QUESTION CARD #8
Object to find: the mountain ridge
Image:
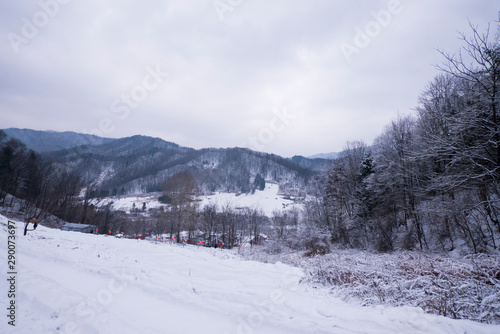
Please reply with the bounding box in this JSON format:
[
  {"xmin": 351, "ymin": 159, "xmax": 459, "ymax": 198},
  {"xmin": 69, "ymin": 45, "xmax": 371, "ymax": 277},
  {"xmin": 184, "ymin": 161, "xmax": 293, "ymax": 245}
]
[
  {"xmin": 3, "ymin": 128, "xmax": 331, "ymax": 197},
  {"xmin": 307, "ymin": 152, "xmax": 339, "ymax": 160},
  {"xmin": 3, "ymin": 128, "xmax": 115, "ymax": 152}
]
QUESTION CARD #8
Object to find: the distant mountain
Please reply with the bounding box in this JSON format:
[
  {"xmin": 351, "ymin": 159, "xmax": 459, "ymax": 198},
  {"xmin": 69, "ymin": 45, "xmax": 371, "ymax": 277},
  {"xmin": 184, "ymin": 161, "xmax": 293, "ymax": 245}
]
[
  {"xmin": 3, "ymin": 128, "xmax": 115, "ymax": 152},
  {"xmin": 36, "ymin": 133, "xmax": 324, "ymax": 196},
  {"xmin": 5, "ymin": 128, "xmax": 328, "ymax": 196},
  {"xmin": 307, "ymin": 152, "xmax": 339, "ymax": 160}
]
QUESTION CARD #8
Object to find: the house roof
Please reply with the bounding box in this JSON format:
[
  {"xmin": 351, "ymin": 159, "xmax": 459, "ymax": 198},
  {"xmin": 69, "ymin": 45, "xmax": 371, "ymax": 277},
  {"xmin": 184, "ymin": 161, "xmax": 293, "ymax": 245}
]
[{"xmin": 62, "ymin": 223, "xmax": 96, "ymax": 229}]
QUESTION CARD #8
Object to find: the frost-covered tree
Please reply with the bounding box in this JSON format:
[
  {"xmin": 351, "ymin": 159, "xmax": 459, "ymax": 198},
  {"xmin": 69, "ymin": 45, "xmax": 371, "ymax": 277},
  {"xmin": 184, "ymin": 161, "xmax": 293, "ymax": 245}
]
[
  {"xmin": 253, "ymin": 173, "xmax": 266, "ymax": 193},
  {"xmin": 315, "ymin": 21, "xmax": 500, "ymax": 253},
  {"xmin": 324, "ymin": 141, "xmax": 369, "ymax": 248},
  {"xmin": 369, "ymin": 115, "xmax": 428, "ymax": 251},
  {"xmin": 162, "ymin": 171, "xmax": 198, "ymax": 243},
  {"xmin": 436, "ymin": 22, "xmax": 500, "ymax": 238}
]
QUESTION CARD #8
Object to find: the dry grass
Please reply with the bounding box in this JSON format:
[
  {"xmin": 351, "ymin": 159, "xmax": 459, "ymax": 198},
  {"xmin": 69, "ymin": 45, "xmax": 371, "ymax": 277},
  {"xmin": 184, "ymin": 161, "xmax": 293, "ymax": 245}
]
[
  {"xmin": 302, "ymin": 250, "xmax": 500, "ymax": 323},
  {"xmin": 242, "ymin": 246, "xmax": 500, "ymax": 324}
]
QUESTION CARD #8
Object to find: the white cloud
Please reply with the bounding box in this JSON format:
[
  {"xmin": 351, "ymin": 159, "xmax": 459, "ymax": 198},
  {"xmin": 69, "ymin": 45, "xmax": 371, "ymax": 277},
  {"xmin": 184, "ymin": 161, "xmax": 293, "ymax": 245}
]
[{"xmin": 0, "ymin": 0, "xmax": 498, "ymax": 157}]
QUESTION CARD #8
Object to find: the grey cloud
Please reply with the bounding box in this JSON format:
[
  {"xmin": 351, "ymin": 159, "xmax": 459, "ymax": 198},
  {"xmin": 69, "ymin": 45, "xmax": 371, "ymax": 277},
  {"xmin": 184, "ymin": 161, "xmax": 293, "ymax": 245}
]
[{"xmin": 0, "ymin": 0, "xmax": 498, "ymax": 157}]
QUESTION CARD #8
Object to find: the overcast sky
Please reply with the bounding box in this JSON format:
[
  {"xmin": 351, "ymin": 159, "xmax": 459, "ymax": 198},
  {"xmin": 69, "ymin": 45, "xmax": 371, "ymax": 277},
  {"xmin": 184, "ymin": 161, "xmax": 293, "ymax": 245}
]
[{"xmin": 0, "ymin": 1, "xmax": 498, "ymax": 157}]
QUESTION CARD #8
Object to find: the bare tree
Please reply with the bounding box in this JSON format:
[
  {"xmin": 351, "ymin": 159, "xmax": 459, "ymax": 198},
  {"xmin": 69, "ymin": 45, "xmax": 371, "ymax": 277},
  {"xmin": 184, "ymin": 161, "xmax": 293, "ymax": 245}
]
[
  {"xmin": 202, "ymin": 202, "xmax": 218, "ymax": 245},
  {"xmin": 436, "ymin": 22, "xmax": 500, "ymax": 235},
  {"xmin": 162, "ymin": 171, "xmax": 198, "ymax": 242}
]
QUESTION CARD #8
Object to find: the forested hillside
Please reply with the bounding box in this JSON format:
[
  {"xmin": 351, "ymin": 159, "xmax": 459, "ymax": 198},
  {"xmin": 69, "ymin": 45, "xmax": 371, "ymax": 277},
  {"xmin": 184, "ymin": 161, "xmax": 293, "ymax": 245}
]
[
  {"xmin": 43, "ymin": 136, "xmax": 322, "ymax": 196},
  {"xmin": 3, "ymin": 128, "xmax": 115, "ymax": 152},
  {"xmin": 307, "ymin": 23, "xmax": 500, "ymax": 253}
]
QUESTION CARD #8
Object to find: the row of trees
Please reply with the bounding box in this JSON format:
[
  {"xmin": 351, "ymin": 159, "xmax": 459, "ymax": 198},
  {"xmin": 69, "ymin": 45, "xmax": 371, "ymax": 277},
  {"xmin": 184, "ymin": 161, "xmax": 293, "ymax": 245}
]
[
  {"xmin": 308, "ymin": 22, "xmax": 500, "ymax": 253},
  {"xmin": 0, "ymin": 132, "xmax": 77, "ymax": 220},
  {"xmin": 0, "ymin": 131, "xmax": 125, "ymax": 233},
  {"xmin": 0, "ymin": 133, "xmax": 297, "ymax": 246},
  {"xmin": 148, "ymin": 171, "xmax": 297, "ymax": 248}
]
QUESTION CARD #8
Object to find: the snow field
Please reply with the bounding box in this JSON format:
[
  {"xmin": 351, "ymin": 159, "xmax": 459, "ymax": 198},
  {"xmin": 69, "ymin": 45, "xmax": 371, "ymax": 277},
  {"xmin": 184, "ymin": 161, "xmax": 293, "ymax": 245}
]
[
  {"xmin": 99, "ymin": 183, "xmax": 300, "ymax": 216},
  {"xmin": 1, "ymin": 215, "xmax": 499, "ymax": 334},
  {"xmin": 198, "ymin": 184, "xmax": 301, "ymax": 216},
  {"xmin": 96, "ymin": 193, "xmax": 164, "ymax": 213}
]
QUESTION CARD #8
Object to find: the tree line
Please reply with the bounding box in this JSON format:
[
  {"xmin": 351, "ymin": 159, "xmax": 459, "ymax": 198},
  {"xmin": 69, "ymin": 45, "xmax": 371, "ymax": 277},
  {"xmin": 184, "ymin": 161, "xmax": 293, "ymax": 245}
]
[
  {"xmin": 0, "ymin": 131, "xmax": 126, "ymax": 233},
  {"xmin": 151, "ymin": 171, "xmax": 298, "ymax": 248},
  {"xmin": 305, "ymin": 22, "xmax": 500, "ymax": 253}
]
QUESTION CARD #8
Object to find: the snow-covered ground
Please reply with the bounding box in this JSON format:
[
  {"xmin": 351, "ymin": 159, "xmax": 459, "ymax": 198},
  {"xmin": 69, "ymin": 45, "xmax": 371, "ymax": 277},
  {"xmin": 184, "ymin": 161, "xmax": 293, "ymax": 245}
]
[
  {"xmin": 98, "ymin": 183, "xmax": 301, "ymax": 216},
  {"xmin": 199, "ymin": 183, "xmax": 300, "ymax": 216},
  {"xmin": 97, "ymin": 193, "xmax": 165, "ymax": 213},
  {"xmin": 1, "ymin": 215, "xmax": 499, "ymax": 334}
]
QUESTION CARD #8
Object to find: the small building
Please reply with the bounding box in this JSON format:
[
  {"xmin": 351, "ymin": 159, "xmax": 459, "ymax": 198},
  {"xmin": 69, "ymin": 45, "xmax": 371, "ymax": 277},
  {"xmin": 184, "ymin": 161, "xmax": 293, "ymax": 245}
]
[{"xmin": 61, "ymin": 223, "xmax": 97, "ymax": 234}]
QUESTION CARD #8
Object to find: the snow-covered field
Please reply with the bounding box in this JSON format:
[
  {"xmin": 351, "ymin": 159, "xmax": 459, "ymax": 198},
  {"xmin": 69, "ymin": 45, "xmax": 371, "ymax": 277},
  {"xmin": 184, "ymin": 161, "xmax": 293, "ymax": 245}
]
[
  {"xmin": 99, "ymin": 183, "xmax": 301, "ymax": 216},
  {"xmin": 199, "ymin": 184, "xmax": 300, "ymax": 216},
  {"xmin": 98, "ymin": 193, "xmax": 165, "ymax": 213},
  {"xmin": 1, "ymin": 215, "xmax": 499, "ymax": 334}
]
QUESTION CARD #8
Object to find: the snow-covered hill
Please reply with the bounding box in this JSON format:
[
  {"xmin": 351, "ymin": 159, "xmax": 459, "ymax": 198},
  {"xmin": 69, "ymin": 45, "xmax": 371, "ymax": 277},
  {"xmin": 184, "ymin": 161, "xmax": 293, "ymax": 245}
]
[
  {"xmin": 99, "ymin": 183, "xmax": 302, "ymax": 216},
  {"xmin": 1, "ymin": 215, "xmax": 498, "ymax": 334},
  {"xmin": 3, "ymin": 128, "xmax": 115, "ymax": 153},
  {"xmin": 199, "ymin": 183, "xmax": 302, "ymax": 216}
]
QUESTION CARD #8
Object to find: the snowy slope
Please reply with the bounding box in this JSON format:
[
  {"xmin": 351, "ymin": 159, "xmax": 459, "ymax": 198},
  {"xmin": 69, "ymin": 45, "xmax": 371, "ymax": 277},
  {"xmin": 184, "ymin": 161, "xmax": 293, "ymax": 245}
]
[
  {"xmin": 98, "ymin": 193, "xmax": 165, "ymax": 213},
  {"xmin": 199, "ymin": 183, "xmax": 300, "ymax": 216},
  {"xmin": 1, "ymin": 215, "xmax": 498, "ymax": 334},
  {"xmin": 100, "ymin": 183, "xmax": 301, "ymax": 216}
]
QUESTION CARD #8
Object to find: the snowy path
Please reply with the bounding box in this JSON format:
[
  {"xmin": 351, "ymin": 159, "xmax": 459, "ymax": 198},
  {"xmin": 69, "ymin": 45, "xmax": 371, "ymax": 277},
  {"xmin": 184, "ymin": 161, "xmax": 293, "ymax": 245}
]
[{"xmin": 1, "ymin": 215, "xmax": 499, "ymax": 334}]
